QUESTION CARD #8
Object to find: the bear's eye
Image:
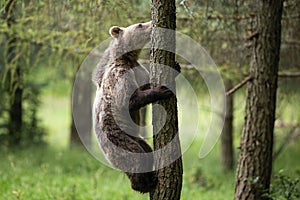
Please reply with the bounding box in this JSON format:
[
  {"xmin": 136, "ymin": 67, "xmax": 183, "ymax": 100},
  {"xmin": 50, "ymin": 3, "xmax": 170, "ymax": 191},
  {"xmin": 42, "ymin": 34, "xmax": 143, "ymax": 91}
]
[{"xmin": 138, "ymin": 24, "xmax": 143, "ymax": 28}]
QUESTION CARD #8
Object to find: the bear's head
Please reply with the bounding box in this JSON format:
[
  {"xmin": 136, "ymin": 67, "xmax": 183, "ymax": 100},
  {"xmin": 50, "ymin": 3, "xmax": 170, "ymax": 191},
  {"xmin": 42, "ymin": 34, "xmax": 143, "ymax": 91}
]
[{"xmin": 109, "ymin": 21, "xmax": 152, "ymax": 60}]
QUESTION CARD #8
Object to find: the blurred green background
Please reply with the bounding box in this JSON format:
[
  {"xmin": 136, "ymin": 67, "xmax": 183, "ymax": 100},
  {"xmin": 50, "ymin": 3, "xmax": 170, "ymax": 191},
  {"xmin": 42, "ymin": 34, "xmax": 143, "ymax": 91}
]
[{"xmin": 0, "ymin": 0, "xmax": 299, "ymax": 199}]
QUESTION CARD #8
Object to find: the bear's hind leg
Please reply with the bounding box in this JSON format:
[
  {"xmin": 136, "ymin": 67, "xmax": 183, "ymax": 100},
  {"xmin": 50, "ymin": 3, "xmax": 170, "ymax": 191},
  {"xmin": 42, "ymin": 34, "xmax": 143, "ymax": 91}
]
[
  {"xmin": 126, "ymin": 171, "xmax": 157, "ymax": 193},
  {"xmin": 106, "ymin": 133, "xmax": 157, "ymax": 193}
]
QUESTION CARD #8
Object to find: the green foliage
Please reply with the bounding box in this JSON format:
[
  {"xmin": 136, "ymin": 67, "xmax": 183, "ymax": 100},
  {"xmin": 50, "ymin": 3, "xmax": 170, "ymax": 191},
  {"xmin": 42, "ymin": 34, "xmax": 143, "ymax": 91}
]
[
  {"xmin": 21, "ymin": 81, "xmax": 47, "ymax": 146},
  {"xmin": 0, "ymin": 146, "xmax": 149, "ymax": 200},
  {"xmin": 0, "ymin": 1, "xmax": 299, "ymax": 198},
  {"xmin": 0, "ymin": 81, "xmax": 47, "ymax": 147},
  {"xmin": 187, "ymin": 166, "xmax": 215, "ymax": 190},
  {"xmin": 1, "ymin": 84, "xmax": 299, "ymax": 199},
  {"xmin": 1, "ymin": 139, "xmax": 298, "ymax": 199},
  {"xmin": 0, "ymin": 143, "xmax": 232, "ymax": 200},
  {"xmin": 0, "ymin": 0, "xmax": 153, "ymax": 146},
  {"xmin": 264, "ymin": 170, "xmax": 300, "ymax": 200}
]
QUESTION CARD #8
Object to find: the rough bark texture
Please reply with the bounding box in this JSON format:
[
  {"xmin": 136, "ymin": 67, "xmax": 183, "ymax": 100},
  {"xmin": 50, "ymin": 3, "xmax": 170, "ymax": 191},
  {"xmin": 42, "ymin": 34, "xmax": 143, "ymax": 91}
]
[
  {"xmin": 221, "ymin": 80, "xmax": 234, "ymax": 172},
  {"xmin": 234, "ymin": 1, "xmax": 283, "ymax": 199},
  {"xmin": 150, "ymin": 0, "xmax": 183, "ymax": 200}
]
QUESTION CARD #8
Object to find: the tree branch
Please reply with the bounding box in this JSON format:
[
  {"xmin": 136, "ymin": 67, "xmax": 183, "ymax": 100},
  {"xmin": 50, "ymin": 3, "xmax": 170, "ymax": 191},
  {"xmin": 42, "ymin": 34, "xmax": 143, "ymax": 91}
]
[
  {"xmin": 4, "ymin": 0, "xmax": 15, "ymax": 21},
  {"xmin": 226, "ymin": 75, "xmax": 252, "ymax": 96},
  {"xmin": 273, "ymin": 125, "xmax": 300, "ymax": 161},
  {"xmin": 246, "ymin": 31, "xmax": 259, "ymax": 41},
  {"xmin": 179, "ymin": 0, "xmax": 193, "ymax": 19},
  {"xmin": 278, "ymin": 72, "xmax": 300, "ymax": 78}
]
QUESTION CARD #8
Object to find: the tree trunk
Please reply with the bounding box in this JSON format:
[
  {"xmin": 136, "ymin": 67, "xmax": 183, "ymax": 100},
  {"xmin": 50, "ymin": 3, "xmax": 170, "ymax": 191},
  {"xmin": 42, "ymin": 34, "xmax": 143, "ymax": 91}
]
[
  {"xmin": 4, "ymin": 0, "xmax": 23, "ymax": 146},
  {"xmin": 70, "ymin": 66, "xmax": 92, "ymax": 148},
  {"xmin": 8, "ymin": 67, "xmax": 23, "ymax": 146},
  {"xmin": 220, "ymin": 80, "xmax": 234, "ymax": 172},
  {"xmin": 70, "ymin": 117, "xmax": 82, "ymax": 146},
  {"xmin": 150, "ymin": 0, "xmax": 183, "ymax": 200},
  {"xmin": 139, "ymin": 107, "xmax": 147, "ymax": 138},
  {"xmin": 234, "ymin": 1, "xmax": 283, "ymax": 199}
]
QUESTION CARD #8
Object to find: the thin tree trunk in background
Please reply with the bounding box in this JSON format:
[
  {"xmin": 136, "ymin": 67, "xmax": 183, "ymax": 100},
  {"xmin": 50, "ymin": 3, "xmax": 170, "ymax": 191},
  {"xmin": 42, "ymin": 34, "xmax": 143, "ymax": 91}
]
[
  {"xmin": 5, "ymin": 0, "xmax": 23, "ymax": 146},
  {"xmin": 150, "ymin": 0, "xmax": 183, "ymax": 200},
  {"xmin": 70, "ymin": 117, "xmax": 81, "ymax": 146},
  {"xmin": 70, "ymin": 67, "xmax": 92, "ymax": 148},
  {"xmin": 220, "ymin": 80, "xmax": 234, "ymax": 172},
  {"xmin": 234, "ymin": 1, "xmax": 283, "ymax": 199},
  {"xmin": 139, "ymin": 107, "xmax": 147, "ymax": 138},
  {"xmin": 8, "ymin": 67, "xmax": 23, "ymax": 146}
]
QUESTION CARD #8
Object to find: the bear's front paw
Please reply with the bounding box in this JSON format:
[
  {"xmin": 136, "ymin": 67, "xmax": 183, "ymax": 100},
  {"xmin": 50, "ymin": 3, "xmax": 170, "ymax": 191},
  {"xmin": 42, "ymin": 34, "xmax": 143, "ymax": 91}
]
[{"xmin": 156, "ymin": 85, "xmax": 173, "ymax": 98}]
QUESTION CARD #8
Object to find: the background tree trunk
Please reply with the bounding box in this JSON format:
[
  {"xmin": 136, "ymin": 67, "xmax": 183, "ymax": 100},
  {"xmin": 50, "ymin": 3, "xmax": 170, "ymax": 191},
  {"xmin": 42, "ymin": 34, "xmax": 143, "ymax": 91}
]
[
  {"xmin": 8, "ymin": 66, "xmax": 23, "ymax": 146},
  {"xmin": 220, "ymin": 80, "xmax": 234, "ymax": 172},
  {"xmin": 150, "ymin": 0, "xmax": 183, "ymax": 200},
  {"xmin": 4, "ymin": 0, "xmax": 23, "ymax": 146},
  {"xmin": 70, "ymin": 66, "xmax": 92, "ymax": 148},
  {"xmin": 138, "ymin": 107, "xmax": 147, "ymax": 138},
  {"xmin": 234, "ymin": 1, "xmax": 283, "ymax": 199}
]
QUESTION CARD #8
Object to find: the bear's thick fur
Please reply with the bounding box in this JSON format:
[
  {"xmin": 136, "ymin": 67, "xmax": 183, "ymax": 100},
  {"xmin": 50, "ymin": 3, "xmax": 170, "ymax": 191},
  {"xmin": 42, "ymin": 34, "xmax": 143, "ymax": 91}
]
[{"xmin": 92, "ymin": 21, "xmax": 174, "ymax": 193}]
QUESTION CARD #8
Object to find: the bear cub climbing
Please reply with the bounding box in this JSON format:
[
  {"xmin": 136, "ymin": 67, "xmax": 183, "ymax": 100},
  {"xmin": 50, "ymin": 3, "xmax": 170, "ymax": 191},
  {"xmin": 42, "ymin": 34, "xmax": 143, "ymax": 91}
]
[{"xmin": 92, "ymin": 21, "xmax": 179, "ymax": 193}]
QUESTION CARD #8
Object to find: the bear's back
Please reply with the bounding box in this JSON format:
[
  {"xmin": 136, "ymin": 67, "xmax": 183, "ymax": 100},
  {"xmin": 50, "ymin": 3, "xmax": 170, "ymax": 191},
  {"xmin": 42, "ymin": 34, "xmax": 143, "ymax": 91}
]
[{"xmin": 96, "ymin": 62, "xmax": 139, "ymax": 136}]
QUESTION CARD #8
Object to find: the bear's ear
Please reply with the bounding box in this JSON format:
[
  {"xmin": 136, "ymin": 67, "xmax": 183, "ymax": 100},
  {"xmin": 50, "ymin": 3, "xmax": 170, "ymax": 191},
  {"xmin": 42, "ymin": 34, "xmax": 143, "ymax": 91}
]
[{"xmin": 109, "ymin": 26, "xmax": 123, "ymax": 38}]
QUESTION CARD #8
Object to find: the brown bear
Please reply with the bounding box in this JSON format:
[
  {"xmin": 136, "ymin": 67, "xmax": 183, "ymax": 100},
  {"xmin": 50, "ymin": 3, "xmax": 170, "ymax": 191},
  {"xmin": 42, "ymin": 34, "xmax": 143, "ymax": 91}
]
[{"xmin": 92, "ymin": 21, "xmax": 176, "ymax": 193}]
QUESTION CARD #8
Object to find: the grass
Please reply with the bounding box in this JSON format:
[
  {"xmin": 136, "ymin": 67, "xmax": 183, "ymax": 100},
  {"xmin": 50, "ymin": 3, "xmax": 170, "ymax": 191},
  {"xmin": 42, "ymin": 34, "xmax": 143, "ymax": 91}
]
[
  {"xmin": 0, "ymin": 147, "xmax": 148, "ymax": 200},
  {"xmin": 1, "ymin": 137, "xmax": 299, "ymax": 199},
  {"xmin": 0, "ymin": 142, "xmax": 235, "ymax": 200},
  {"xmin": 1, "ymin": 76, "xmax": 300, "ymax": 199}
]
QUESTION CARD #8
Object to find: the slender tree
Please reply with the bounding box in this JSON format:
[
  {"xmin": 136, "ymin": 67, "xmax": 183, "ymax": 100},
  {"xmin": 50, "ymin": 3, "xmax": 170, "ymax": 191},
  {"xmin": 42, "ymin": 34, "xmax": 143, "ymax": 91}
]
[
  {"xmin": 150, "ymin": 0, "xmax": 183, "ymax": 200},
  {"xmin": 221, "ymin": 80, "xmax": 234, "ymax": 172},
  {"xmin": 234, "ymin": 1, "xmax": 283, "ymax": 199},
  {"xmin": 70, "ymin": 66, "xmax": 92, "ymax": 148}
]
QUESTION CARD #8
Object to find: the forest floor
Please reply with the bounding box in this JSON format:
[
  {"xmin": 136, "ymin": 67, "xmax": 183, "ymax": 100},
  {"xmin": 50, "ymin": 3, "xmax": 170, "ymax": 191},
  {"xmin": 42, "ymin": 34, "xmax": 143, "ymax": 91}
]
[
  {"xmin": 1, "ymin": 79, "xmax": 300, "ymax": 199},
  {"xmin": 1, "ymin": 104, "xmax": 300, "ymax": 200},
  {"xmin": 0, "ymin": 135, "xmax": 299, "ymax": 200}
]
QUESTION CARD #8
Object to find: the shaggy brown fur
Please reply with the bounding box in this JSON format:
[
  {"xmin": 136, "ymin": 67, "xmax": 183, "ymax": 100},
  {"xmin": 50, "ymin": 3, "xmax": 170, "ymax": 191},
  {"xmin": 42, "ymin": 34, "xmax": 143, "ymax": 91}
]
[{"xmin": 92, "ymin": 22, "xmax": 175, "ymax": 193}]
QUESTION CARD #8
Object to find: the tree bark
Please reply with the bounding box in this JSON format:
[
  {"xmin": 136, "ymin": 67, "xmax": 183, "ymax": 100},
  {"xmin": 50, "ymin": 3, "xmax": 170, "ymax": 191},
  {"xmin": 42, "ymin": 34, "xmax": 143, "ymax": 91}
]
[
  {"xmin": 220, "ymin": 80, "xmax": 234, "ymax": 172},
  {"xmin": 234, "ymin": 1, "xmax": 283, "ymax": 199},
  {"xmin": 150, "ymin": 0, "xmax": 183, "ymax": 200}
]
